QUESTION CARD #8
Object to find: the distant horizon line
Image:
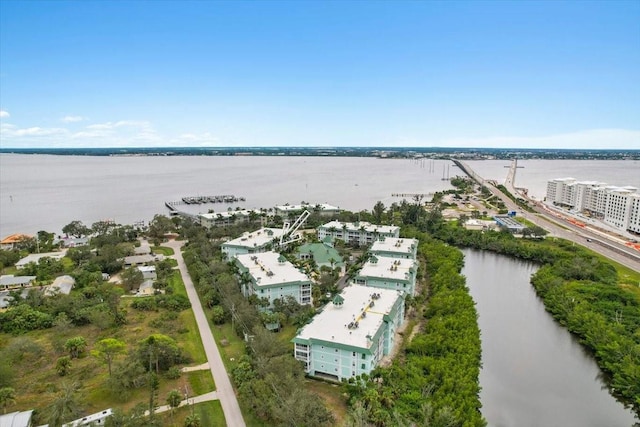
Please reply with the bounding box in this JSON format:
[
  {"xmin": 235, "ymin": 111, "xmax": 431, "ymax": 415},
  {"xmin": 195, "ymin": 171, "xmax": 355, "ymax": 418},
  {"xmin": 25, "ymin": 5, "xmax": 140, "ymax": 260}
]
[{"xmin": 1, "ymin": 146, "xmax": 639, "ymax": 152}]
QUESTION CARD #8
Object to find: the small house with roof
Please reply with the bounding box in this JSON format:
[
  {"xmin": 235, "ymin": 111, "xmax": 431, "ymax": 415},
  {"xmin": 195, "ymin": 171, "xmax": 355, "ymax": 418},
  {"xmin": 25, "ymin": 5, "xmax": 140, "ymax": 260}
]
[
  {"xmin": 292, "ymin": 285, "xmax": 405, "ymax": 382},
  {"xmin": 122, "ymin": 254, "xmax": 160, "ymax": 267},
  {"xmin": 295, "ymin": 241, "xmax": 344, "ymax": 273},
  {"xmin": 234, "ymin": 251, "xmax": 312, "ymax": 306},
  {"xmin": 0, "ymin": 275, "xmax": 36, "ymax": 290},
  {"xmin": 56, "ymin": 236, "xmax": 90, "ymax": 248},
  {"xmin": 221, "ymin": 228, "xmax": 284, "ymax": 259},
  {"xmin": 15, "ymin": 251, "xmax": 66, "ymax": 269},
  {"xmin": 45, "ymin": 275, "xmax": 75, "ymax": 296},
  {"xmin": 0, "ymin": 233, "xmax": 31, "ymax": 250},
  {"xmin": 353, "ymin": 255, "xmax": 418, "ymax": 296},
  {"xmin": 493, "ymin": 215, "xmax": 526, "ymax": 233},
  {"xmin": 136, "ymin": 265, "xmax": 157, "ymax": 280}
]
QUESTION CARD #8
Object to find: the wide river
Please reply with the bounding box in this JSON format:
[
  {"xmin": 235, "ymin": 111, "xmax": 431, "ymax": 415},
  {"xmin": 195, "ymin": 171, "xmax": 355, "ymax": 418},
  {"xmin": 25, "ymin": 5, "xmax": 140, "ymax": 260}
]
[{"xmin": 463, "ymin": 249, "xmax": 638, "ymax": 426}]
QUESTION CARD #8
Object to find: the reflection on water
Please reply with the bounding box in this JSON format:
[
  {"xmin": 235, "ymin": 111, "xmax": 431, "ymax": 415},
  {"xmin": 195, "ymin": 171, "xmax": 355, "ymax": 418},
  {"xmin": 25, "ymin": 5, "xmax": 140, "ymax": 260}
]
[{"xmin": 462, "ymin": 249, "xmax": 637, "ymax": 427}]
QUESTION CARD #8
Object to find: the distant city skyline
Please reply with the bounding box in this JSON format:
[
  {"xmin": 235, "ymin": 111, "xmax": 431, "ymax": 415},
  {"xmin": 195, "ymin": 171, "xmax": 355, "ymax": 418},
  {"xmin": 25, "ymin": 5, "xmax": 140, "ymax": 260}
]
[{"xmin": 1, "ymin": 1, "xmax": 638, "ymax": 149}]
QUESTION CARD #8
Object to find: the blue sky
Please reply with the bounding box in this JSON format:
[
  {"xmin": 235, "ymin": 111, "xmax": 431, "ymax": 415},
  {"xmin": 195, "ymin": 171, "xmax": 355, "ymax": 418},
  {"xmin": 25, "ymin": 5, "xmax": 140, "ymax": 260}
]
[{"xmin": 0, "ymin": 0, "xmax": 638, "ymax": 149}]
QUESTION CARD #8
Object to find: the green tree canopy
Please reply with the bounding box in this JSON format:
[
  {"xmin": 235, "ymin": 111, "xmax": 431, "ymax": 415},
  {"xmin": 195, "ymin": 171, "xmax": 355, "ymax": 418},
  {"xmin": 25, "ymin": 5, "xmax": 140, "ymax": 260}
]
[{"xmin": 92, "ymin": 338, "xmax": 127, "ymax": 376}]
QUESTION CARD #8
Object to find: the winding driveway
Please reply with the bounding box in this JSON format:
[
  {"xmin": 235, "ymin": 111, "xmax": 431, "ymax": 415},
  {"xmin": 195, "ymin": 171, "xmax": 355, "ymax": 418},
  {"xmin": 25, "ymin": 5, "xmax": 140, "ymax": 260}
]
[{"xmin": 165, "ymin": 239, "xmax": 246, "ymax": 427}]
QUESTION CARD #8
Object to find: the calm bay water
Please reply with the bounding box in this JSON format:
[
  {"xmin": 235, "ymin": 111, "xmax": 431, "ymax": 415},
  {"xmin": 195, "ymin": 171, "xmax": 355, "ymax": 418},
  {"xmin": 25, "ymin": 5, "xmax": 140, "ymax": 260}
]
[
  {"xmin": 2, "ymin": 155, "xmax": 639, "ymax": 236},
  {"xmin": 0, "ymin": 154, "xmax": 454, "ymax": 236},
  {"xmin": 463, "ymin": 249, "xmax": 637, "ymax": 426}
]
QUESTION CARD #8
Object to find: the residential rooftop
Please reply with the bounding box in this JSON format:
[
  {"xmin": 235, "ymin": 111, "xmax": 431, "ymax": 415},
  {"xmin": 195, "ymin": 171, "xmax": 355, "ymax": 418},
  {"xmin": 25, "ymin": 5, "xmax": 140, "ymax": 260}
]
[
  {"xmin": 223, "ymin": 228, "xmax": 284, "ymax": 248},
  {"xmin": 370, "ymin": 237, "xmax": 418, "ymax": 257},
  {"xmin": 200, "ymin": 208, "xmax": 263, "ymax": 220},
  {"xmin": 357, "ymin": 256, "xmax": 417, "ymax": 282},
  {"xmin": 295, "ymin": 285, "xmax": 403, "ymax": 349},
  {"xmin": 1, "ymin": 233, "xmax": 32, "ymax": 245},
  {"xmin": 275, "ymin": 203, "xmax": 341, "ymax": 212},
  {"xmin": 15, "ymin": 251, "xmax": 66, "ymax": 268},
  {"xmin": 236, "ymin": 251, "xmax": 310, "ymax": 287},
  {"xmin": 45, "ymin": 275, "xmax": 75, "ymax": 296},
  {"xmin": 320, "ymin": 220, "xmax": 399, "ymax": 235},
  {"xmin": 297, "ymin": 242, "xmax": 344, "ymax": 266}
]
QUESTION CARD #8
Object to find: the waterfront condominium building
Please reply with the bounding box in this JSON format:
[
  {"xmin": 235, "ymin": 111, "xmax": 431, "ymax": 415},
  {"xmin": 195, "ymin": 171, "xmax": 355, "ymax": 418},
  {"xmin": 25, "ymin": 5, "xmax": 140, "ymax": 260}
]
[
  {"xmin": 274, "ymin": 203, "xmax": 342, "ymax": 218},
  {"xmin": 292, "ymin": 285, "xmax": 405, "ymax": 382},
  {"xmin": 221, "ymin": 227, "xmax": 284, "ymax": 259},
  {"xmin": 546, "ymin": 177, "xmax": 640, "ymax": 234},
  {"xmin": 546, "ymin": 178, "xmax": 577, "ymax": 205},
  {"xmin": 369, "ymin": 237, "xmax": 419, "ymax": 260},
  {"xmin": 353, "ymin": 254, "xmax": 418, "ymax": 296},
  {"xmin": 199, "ymin": 209, "xmax": 264, "ymax": 228},
  {"xmin": 317, "ymin": 221, "xmax": 400, "ymax": 246},
  {"xmin": 234, "ymin": 251, "xmax": 312, "ymax": 306},
  {"xmin": 629, "ymin": 195, "xmax": 640, "ymax": 234}
]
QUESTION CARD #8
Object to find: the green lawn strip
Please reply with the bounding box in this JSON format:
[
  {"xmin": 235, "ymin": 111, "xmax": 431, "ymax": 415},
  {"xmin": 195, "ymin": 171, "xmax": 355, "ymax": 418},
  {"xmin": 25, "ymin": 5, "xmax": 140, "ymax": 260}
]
[
  {"xmin": 168, "ymin": 270, "xmax": 187, "ymax": 298},
  {"xmin": 208, "ymin": 321, "xmax": 246, "ymax": 370},
  {"xmin": 152, "ymin": 246, "xmax": 175, "ymax": 256},
  {"xmin": 166, "ymin": 271, "xmax": 207, "ymax": 365},
  {"xmin": 159, "ymin": 400, "xmax": 226, "ymax": 427},
  {"xmin": 178, "ymin": 309, "xmax": 207, "ymax": 365},
  {"xmin": 186, "ymin": 370, "xmax": 216, "ymax": 395}
]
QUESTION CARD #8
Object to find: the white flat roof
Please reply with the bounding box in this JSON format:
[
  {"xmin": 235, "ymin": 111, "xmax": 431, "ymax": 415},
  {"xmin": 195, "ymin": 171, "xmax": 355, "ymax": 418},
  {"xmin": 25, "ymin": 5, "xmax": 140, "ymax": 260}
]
[
  {"xmin": 275, "ymin": 203, "xmax": 341, "ymax": 212},
  {"xmin": 16, "ymin": 251, "xmax": 66, "ymax": 266},
  {"xmin": 358, "ymin": 256, "xmax": 417, "ymax": 282},
  {"xmin": 321, "ymin": 221, "xmax": 399, "ymax": 234},
  {"xmin": 296, "ymin": 285, "xmax": 402, "ymax": 349},
  {"xmin": 550, "ymin": 177, "xmax": 576, "ymax": 183},
  {"xmin": 370, "ymin": 238, "xmax": 417, "ymax": 256},
  {"xmin": 223, "ymin": 228, "xmax": 284, "ymax": 249},
  {"xmin": 236, "ymin": 251, "xmax": 310, "ymax": 286},
  {"xmin": 0, "ymin": 275, "xmax": 36, "ymax": 286},
  {"xmin": 200, "ymin": 209, "xmax": 262, "ymax": 220}
]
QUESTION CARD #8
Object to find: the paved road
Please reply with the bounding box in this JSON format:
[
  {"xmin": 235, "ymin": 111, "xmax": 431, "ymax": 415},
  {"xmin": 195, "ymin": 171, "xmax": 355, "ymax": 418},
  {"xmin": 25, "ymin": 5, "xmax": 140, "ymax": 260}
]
[
  {"xmin": 166, "ymin": 239, "xmax": 246, "ymax": 427},
  {"xmin": 455, "ymin": 160, "xmax": 640, "ymax": 273}
]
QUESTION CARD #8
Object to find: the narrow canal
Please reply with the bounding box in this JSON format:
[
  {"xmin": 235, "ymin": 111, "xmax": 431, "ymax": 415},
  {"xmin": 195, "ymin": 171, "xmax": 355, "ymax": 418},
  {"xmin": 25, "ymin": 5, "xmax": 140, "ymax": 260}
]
[{"xmin": 462, "ymin": 249, "xmax": 638, "ymax": 427}]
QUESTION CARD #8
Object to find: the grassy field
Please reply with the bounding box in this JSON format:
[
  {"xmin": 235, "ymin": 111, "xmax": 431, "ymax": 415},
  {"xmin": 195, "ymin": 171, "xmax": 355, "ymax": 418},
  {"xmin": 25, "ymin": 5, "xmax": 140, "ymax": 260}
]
[
  {"xmin": 161, "ymin": 400, "xmax": 225, "ymax": 427},
  {"xmin": 185, "ymin": 370, "xmax": 215, "ymax": 395},
  {"xmin": 0, "ymin": 269, "xmax": 218, "ymax": 425},
  {"xmin": 152, "ymin": 246, "xmax": 175, "ymax": 256}
]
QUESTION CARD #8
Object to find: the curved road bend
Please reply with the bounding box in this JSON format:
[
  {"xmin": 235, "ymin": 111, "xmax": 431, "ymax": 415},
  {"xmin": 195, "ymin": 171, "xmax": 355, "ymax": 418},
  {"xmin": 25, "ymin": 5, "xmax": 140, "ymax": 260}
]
[{"xmin": 166, "ymin": 239, "xmax": 246, "ymax": 427}]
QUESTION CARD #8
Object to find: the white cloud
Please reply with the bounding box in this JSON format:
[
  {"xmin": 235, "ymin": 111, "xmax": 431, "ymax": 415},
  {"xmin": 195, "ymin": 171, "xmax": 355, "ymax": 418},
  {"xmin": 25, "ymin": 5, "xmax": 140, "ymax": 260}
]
[
  {"xmin": 1, "ymin": 125, "xmax": 68, "ymax": 137},
  {"xmin": 1, "ymin": 118, "xmax": 165, "ymax": 147},
  {"xmin": 61, "ymin": 115, "xmax": 86, "ymax": 123},
  {"xmin": 0, "ymin": 109, "xmax": 9, "ymax": 118}
]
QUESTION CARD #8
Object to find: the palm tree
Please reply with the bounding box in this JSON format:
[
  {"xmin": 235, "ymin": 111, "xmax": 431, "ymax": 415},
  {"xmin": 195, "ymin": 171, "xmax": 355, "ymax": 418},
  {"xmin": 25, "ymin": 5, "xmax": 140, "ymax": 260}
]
[
  {"xmin": 0, "ymin": 387, "xmax": 16, "ymax": 414},
  {"xmin": 184, "ymin": 413, "xmax": 201, "ymax": 427},
  {"xmin": 45, "ymin": 381, "xmax": 82, "ymax": 427},
  {"xmin": 166, "ymin": 389, "xmax": 182, "ymax": 423}
]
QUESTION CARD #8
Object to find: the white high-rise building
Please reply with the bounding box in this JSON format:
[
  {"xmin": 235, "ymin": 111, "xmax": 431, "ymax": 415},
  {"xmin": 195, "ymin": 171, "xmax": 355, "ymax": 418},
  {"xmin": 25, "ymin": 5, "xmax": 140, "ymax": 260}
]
[{"xmin": 546, "ymin": 178, "xmax": 640, "ymax": 234}]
